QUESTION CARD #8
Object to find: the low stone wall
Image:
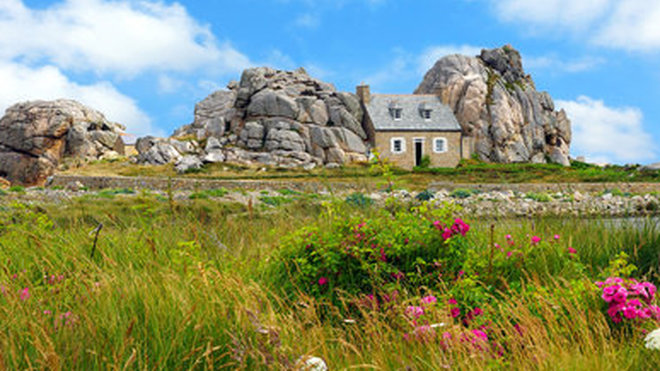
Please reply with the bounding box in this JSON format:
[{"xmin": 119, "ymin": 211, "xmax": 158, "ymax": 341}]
[
  {"xmin": 428, "ymin": 182, "xmax": 660, "ymax": 194},
  {"xmin": 50, "ymin": 174, "xmax": 660, "ymax": 194},
  {"xmin": 49, "ymin": 175, "xmax": 358, "ymax": 192}
]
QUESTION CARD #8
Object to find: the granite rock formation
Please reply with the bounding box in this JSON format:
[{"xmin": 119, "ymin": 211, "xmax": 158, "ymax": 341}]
[
  {"xmin": 0, "ymin": 99, "xmax": 125, "ymax": 185},
  {"xmin": 415, "ymin": 45, "xmax": 572, "ymax": 165},
  {"xmin": 139, "ymin": 67, "xmax": 369, "ymax": 171}
]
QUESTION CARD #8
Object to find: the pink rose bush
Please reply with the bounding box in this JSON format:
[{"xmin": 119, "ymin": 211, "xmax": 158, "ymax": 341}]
[{"xmin": 596, "ymin": 277, "xmax": 660, "ymax": 323}]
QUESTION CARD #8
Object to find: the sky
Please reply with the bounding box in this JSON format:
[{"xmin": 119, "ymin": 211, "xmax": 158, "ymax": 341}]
[{"xmin": 1, "ymin": 0, "xmax": 659, "ymax": 164}]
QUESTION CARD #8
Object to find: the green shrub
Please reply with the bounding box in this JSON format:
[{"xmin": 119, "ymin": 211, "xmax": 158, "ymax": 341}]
[
  {"xmin": 415, "ymin": 189, "xmax": 434, "ymax": 202},
  {"xmin": 277, "ymin": 188, "xmax": 302, "ymax": 196},
  {"xmin": 260, "ymin": 195, "xmax": 293, "ymax": 207},
  {"xmin": 9, "ymin": 185, "xmax": 25, "ymax": 193},
  {"xmin": 526, "ymin": 192, "xmax": 552, "ymax": 202},
  {"xmin": 419, "ymin": 155, "xmax": 431, "ymax": 169},
  {"xmin": 273, "ymin": 203, "xmax": 470, "ymax": 305},
  {"xmin": 345, "ymin": 192, "xmax": 374, "ymax": 208},
  {"xmin": 189, "ymin": 188, "xmax": 229, "ymax": 200},
  {"xmin": 450, "ymin": 188, "xmax": 478, "ymax": 199}
]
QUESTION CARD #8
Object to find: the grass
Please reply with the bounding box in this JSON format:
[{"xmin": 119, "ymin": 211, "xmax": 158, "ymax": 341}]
[
  {"xmin": 2, "ymin": 194, "xmax": 660, "ymax": 369},
  {"xmin": 61, "ymin": 158, "xmax": 660, "ymax": 190}
]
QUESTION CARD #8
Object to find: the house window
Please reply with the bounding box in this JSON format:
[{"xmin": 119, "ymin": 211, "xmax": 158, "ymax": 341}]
[
  {"xmin": 391, "ymin": 108, "xmax": 403, "ymax": 120},
  {"xmin": 433, "ymin": 138, "xmax": 448, "ymax": 153},
  {"xmin": 391, "ymin": 138, "xmax": 405, "ymax": 154},
  {"xmin": 422, "ymin": 110, "xmax": 432, "ymax": 120}
]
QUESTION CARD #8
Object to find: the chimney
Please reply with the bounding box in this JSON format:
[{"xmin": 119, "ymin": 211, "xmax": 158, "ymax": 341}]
[{"xmin": 356, "ymin": 84, "xmax": 371, "ymax": 105}]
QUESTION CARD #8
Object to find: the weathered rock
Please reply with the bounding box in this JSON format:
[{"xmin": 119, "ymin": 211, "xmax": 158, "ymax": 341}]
[
  {"xmin": 331, "ymin": 127, "xmax": 367, "ymax": 154},
  {"xmin": 175, "ymin": 155, "xmax": 203, "ymax": 174},
  {"xmin": 0, "ymin": 99, "xmax": 125, "ymax": 185},
  {"xmin": 310, "ymin": 126, "xmax": 336, "ymax": 149},
  {"xmin": 247, "ymin": 89, "xmax": 299, "ymax": 120},
  {"xmin": 205, "ymin": 137, "xmax": 223, "ymax": 152},
  {"xmin": 415, "ymin": 45, "xmax": 571, "ymax": 165},
  {"xmin": 138, "ymin": 142, "xmax": 182, "ymax": 165},
  {"xmin": 264, "ymin": 129, "xmax": 306, "ymax": 152},
  {"xmin": 201, "ymin": 150, "xmax": 226, "ymax": 164}
]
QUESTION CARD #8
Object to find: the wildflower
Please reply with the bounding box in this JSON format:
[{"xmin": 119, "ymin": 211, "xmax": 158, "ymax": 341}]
[
  {"xmin": 645, "ymin": 328, "xmax": 660, "ymax": 350},
  {"xmin": 391, "ymin": 271, "xmax": 404, "ymax": 280},
  {"xmin": 554, "ymin": 234, "xmax": 560, "ymax": 241},
  {"xmin": 421, "ymin": 295, "xmax": 437, "ymax": 305},
  {"xmin": 505, "ymin": 234, "xmax": 512, "ymax": 240},
  {"xmin": 442, "ymin": 228, "xmax": 453, "ymax": 240},
  {"xmin": 43, "ymin": 310, "xmax": 51, "ymax": 315},
  {"xmin": 506, "ymin": 251, "xmax": 513, "ymax": 258},
  {"xmin": 19, "ymin": 287, "xmax": 30, "ymax": 301},
  {"xmin": 318, "ymin": 277, "xmax": 328, "ymax": 286},
  {"xmin": 568, "ymin": 247, "xmax": 577, "ymax": 255},
  {"xmin": 448, "ymin": 298, "xmax": 458, "ymax": 306},
  {"xmin": 531, "ymin": 236, "xmax": 541, "ymax": 245},
  {"xmin": 406, "ymin": 306, "xmax": 425, "ymax": 319},
  {"xmin": 452, "ymin": 219, "xmax": 470, "ymax": 236},
  {"xmin": 494, "ymin": 243, "xmax": 502, "ymax": 252},
  {"xmin": 450, "ymin": 307, "xmax": 461, "ymax": 318}
]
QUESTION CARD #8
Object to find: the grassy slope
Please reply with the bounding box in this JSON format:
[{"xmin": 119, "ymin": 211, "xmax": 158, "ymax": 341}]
[{"xmin": 1, "ymin": 193, "xmax": 660, "ymax": 369}]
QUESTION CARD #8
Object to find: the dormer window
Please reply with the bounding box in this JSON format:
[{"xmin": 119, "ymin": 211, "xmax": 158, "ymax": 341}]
[
  {"xmin": 389, "ymin": 101, "xmax": 403, "ymax": 120},
  {"xmin": 419, "ymin": 103, "xmax": 432, "ymax": 120},
  {"xmin": 422, "ymin": 110, "xmax": 432, "ymax": 120}
]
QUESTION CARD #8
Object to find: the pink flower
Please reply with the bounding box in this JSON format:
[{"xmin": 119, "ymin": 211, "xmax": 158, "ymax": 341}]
[
  {"xmin": 406, "ymin": 306, "xmax": 425, "ymax": 319},
  {"xmin": 450, "ymin": 307, "xmax": 461, "ymax": 318},
  {"xmin": 554, "ymin": 234, "xmax": 560, "ymax": 241},
  {"xmin": 506, "ymin": 251, "xmax": 513, "ymax": 258},
  {"xmin": 623, "ymin": 306, "xmax": 638, "ymax": 319},
  {"xmin": 568, "ymin": 247, "xmax": 577, "ymax": 255},
  {"xmin": 43, "ymin": 310, "xmax": 51, "ymax": 315},
  {"xmin": 452, "ymin": 219, "xmax": 470, "ymax": 236},
  {"xmin": 602, "ymin": 285, "xmax": 621, "ymax": 303},
  {"xmin": 391, "ymin": 271, "xmax": 405, "ymax": 280},
  {"xmin": 448, "ymin": 298, "xmax": 458, "ymax": 306},
  {"xmin": 442, "ymin": 228, "xmax": 453, "ymax": 240},
  {"xmin": 505, "ymin": 234, "xmax": 512, "ymax": 240},
  {"xmin": 531, "ymin": 236, "xmax": 541, "ymax": 245},
  {"xmin": 473, "ymin": 307, "xmax": 483, "ymax": 317},
  {"xmin": 494, "ymin": 243, "xmax": 502, "ymax": 251},
  {"xmin": 318, "ymin": 277, "xmax": 328, "ymax": 286},
  {"xmin": 19, "ymin": 287, "xmax": 30, "ymax": 301},
  {"xmin": 433, "ymin": 221, "xmax": 443, "ymax": 230},
  {"xmin": 421, "ymin": 295, "xmax": 437, "ymax": 305}
]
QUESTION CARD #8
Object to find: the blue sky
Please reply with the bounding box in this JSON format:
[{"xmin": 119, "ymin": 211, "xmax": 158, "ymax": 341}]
[{"xmin": 2, "ymin": 0, "xmax": 660, "ymax": 164}]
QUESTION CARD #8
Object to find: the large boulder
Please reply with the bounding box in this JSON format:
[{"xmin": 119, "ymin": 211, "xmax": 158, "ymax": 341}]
[
  {"xmin": 0, "ymin": 99, "xmax": 125, "ymax": 185},
  {"xmin": 415, "ymin": 45, "xmax": 571, "ymax": 165}
]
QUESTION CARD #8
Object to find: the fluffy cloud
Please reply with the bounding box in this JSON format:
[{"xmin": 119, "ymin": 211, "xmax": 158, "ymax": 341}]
[
  {"xmin": 557, "ymin": 96, "xmax": 656, "ymax": 164},
  {"xmin": 0, "ymin": 0, "xmax": 254, "ymax": 136},
  {"xmin": 490, "ymin": 0, "xmax": 660, "ymax": 53},
  {"xmin": 492, "ymin": 0, "xmax": 610, "ymax": 30},
  {"xmin": 0, "ymin": 61, "xmax": 159, "ymax": 138},
  {"xmin": 0, "ymin": 0, "xmax": 250, "ymax": 76}
]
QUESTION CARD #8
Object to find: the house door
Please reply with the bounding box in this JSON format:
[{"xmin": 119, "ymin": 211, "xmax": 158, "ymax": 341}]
[{"xmin": 414, "ymin": 139, "xmax": 424, "ymax": 167}]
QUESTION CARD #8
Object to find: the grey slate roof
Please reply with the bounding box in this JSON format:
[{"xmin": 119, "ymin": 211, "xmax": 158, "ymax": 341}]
[{"xmin": 365, "ymin": 94, "xmax": 461, "ymax": 131}]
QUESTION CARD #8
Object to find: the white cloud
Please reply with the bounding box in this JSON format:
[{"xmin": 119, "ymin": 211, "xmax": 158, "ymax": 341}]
[
  {"xmin": 294, "ymin": 13, "xmax": 320, "ymax": 29},
  {"xmin": 0, "ymin": 0, "xmax": 251, "ymax": 76},
  {"xmin": 492, "ymin": 0, "xmax": 610, "ymax": 30},
  {"xmin": 524, "ymin": 55, "xmax": 605, "ymax": 73},
  {"xmin": 490, "ymin": 0, "xmax": 660, "ymax": 53},
  {"xmin": 417, "ymin": 45, "xmax": 483, "ymax": 74},
  {"xmin": 594, "ymin": 1, "xmax": 660, "ymax": 52},
  {"xmin": 557, "ymin": 96, "xmax": 656, "ymax": 164},
  {"xmin": 0, "ymin": 61, "xmax": 159, "ymax": 138}
]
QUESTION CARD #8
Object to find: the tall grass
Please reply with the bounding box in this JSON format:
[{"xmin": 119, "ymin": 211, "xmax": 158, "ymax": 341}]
[{"xmin": 0, "ymin": 195, "xmax": 659, "ymax": 369}]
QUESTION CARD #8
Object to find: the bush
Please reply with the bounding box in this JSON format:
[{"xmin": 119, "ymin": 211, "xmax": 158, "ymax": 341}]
[
  {"xmin": 345, "ymin": 192, "xmax": 374, "ymax": 208},
  {"xmin": 274, "ymin": 203, "xmax": 470, "ymax": 305},
  {"xmin": 525, "ymin": 192, "xmax": 552, "ymax": 203},
  {"xmin": 189, "ymin": 188, "xmax": 229, "ymax": 200},
  {"xmin": 450, "ymin": 188, "xmax": 478, "ymax": 199},
  {"xmin": 260, "ymin": 195, "xmax": 293, "ymax": 207},
  {"xmin": 415, "ymin": 189, "xmax": 434, "ymax": 202}
]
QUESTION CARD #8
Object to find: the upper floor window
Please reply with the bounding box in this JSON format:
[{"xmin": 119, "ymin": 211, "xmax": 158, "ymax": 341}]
[{"xmin": 391, "ymin": 108, "xmax": 403, "ymax": 120}]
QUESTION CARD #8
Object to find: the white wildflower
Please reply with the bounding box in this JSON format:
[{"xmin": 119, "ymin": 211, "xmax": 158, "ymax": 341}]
[
  {"xmin": 296, "ymin": 356, "xmax": 328, "ymax": 371},
  {"xmin": 645, "ymin": 328, "xmax": 660, "ymax": 350}
]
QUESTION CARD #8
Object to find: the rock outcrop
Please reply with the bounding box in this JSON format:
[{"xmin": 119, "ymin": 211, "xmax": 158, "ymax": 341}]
[
  {"xmin": 0, "ymin": 99, "xmax": 125, "ymax": 185},
  {"xmin": 415, "ymin": 45, "xmax": 572, "ymax": 165},
  {"xmin": 142, "ymin": 67, "xmax": 368, "ymax": 171}
]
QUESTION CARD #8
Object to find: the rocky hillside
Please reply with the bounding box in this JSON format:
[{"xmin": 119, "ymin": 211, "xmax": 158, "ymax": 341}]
[
  {"xmin": 0, "ymin": 100, "xmax": 125, "ymax": 185},
  {"xmin": 137, "ymin": 67, "xmax": 368, "ymax": 172},
  {"xmin": 415, "ymin": 45, "xmax": 571, "ymax": 165}
]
